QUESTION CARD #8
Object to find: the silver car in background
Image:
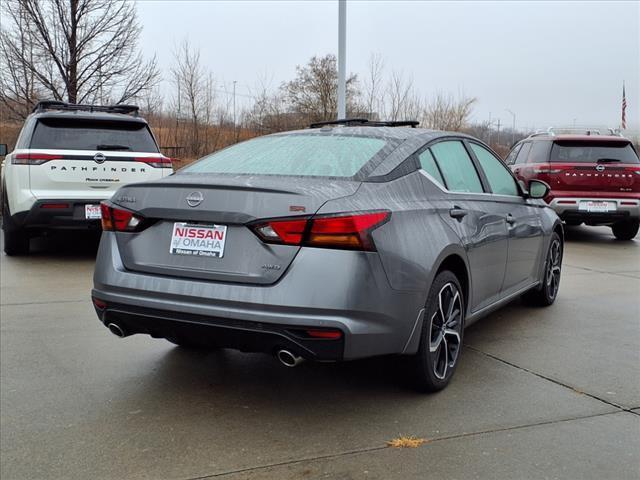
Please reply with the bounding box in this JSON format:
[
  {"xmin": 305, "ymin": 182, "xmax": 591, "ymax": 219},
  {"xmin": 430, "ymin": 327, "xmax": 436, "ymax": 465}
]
[{"xmin": 92, "ymin": 120, "xmax": 563, "ymax": 391}]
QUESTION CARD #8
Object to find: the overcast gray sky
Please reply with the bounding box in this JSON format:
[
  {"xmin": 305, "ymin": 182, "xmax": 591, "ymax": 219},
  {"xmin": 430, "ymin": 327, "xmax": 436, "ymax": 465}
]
[{"xmin": 137, "ymin": 0, "xmax": 639, "ymax": 132}]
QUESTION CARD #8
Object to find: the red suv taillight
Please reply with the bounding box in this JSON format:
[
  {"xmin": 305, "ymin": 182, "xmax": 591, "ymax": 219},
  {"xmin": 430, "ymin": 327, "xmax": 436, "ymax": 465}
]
[
  {"xmin": 135, "ymin": 156, "xmax": 173, "ymax": 168},
  {"xmin": 250, "ymin": 211, "xmax": 391, "ymax": 251},
  {"xmin": 12, "ymin": 153, "xmax": 63, "ymax": 165},
  {"xmin": 100, "ymin": 202, "xmax": 145, "ymax": 232}
]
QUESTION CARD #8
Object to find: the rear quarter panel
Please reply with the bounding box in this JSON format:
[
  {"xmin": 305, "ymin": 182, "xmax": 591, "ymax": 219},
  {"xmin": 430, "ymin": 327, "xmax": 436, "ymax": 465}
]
[{"xmin": 316, "ymin": 171, "xmax": 466, "ymax": 296}]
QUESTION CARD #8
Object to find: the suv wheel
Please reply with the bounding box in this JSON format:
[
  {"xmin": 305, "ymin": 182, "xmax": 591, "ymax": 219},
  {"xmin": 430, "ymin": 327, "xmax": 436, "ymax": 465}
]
[
  {"xmin": 2, "ymin": 192, "xmax": 30, "ymax": 256},
  {"xmin": 409, "ymin": 270, "xmax": 464, "ymax": 392},
  {"xmin": 612, "ymin": 219, "xmax": 639, "ymax": 241}
]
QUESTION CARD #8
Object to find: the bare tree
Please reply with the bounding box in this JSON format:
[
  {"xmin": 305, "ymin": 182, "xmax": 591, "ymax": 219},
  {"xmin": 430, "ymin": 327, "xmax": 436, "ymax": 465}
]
[
  {"xmin": 0, "ymin": 0, "xmax": 159, "ymax": 114},
  {"xmin": 387, "ymin": 71, "xmax": 422, "ymax": 121},
  {"xmin": 170, "ymin": 40, "xmax": 217, "ymax": 156},
  {"xmin": 363, "ymin": 53, "xmax": 385, "ymax": 120},
  {"xmin": 421, "ymin": 93, "xmax": 477, "ymax": 131},
  {"xmin": 283, "ymin": 54, "xmax": 360, "ymax": 122},
  {"xmin": 0, "ymin": 2, "xmax": 41, "ymax": 119}
]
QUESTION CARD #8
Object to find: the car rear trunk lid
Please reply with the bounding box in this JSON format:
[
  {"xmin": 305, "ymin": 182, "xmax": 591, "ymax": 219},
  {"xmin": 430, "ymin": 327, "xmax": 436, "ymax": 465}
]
[{"xmin": 113, "ymin": 175, "xmax": 361, "ymax": 284}]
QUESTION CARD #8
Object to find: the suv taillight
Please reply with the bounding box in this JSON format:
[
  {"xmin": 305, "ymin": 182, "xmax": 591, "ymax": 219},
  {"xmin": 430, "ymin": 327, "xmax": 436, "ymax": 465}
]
[
  {"xmin": 532, "ymin": 163, "xmax": 563, "ymax": 174},
  {"xmin": 100, "ymin": 202, "xmax": 145, "ymax": 232},
  {"xmin": 250, "ymin": 211, "xmax": 391, "ymax": 251},
  {"xmin": 12, "ymin": 153, "xmax": 63, "ymax": 165},
  {"xmin": 135, "ymin": 156, "xmax": 173, "ymax": 168}
]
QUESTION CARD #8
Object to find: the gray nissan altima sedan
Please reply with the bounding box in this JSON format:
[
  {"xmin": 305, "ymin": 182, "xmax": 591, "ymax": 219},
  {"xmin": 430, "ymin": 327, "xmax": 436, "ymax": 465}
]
[{"xmin": 92, "ymin": 119, "xmax": 563, "ymax": 391}]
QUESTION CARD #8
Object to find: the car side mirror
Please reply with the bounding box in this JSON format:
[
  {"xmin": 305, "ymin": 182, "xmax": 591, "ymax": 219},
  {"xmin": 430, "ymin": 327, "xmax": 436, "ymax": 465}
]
[
  {"xmin": 528, "ymin": 179, "xmax": 550, "ymax": 199},
  {"xmin": 518, "ymin": 180, "xmax": 529, "ymax": 196},
  {"xmin": 0, "ymin": 144, "xmax": 7, "ymax": 156}
]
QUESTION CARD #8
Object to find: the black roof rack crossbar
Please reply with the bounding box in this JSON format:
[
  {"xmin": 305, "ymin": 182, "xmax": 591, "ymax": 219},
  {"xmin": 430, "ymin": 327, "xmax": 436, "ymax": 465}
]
[
  {"xmin": 309, "ymin": 118, "xmax": 419, "ymax": 129},
  {"xmin": 32, "ymin": 100, "xmax": 140, "ymax": 116},
  {"xmin": 309, "ymin": 118, "xmax": 370, "ymax": 128},
  {"xmin": 366, "ymin": 120, "xmax": 419, "ymax": 128}
]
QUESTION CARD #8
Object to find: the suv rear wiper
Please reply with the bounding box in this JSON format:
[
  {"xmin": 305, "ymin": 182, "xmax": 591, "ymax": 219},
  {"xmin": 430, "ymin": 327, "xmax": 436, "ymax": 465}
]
[
  {"xmin": 596, "ymin": 158, "xmax": 621, "ymax": 163},
  {"xmin": 96, "ymin": 144, "xmax": 131, "ymax": 151}
]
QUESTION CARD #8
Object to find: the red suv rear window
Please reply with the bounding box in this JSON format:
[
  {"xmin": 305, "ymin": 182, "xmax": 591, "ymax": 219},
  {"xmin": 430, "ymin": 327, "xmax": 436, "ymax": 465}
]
[{"xmin": 550, "ymin": 141, "xmax": 639, "ymax": 164}]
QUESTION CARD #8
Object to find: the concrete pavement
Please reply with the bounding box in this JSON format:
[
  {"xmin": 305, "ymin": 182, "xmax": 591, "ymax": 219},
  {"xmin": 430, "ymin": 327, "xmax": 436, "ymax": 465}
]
[{"xmin": 1, "ymin": 226, "xmax": 638, "ymax": 479}]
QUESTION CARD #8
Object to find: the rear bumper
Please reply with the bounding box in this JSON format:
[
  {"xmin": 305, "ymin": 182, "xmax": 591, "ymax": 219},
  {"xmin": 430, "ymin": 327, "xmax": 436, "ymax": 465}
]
[
  {"xmin": 94, "ymin": 301, "xmax": 345, "ymax": 361},
  {"xmin": 10, "ymin": 199, "xmax": 105, "ymax": 230},
  {"xmin": 92, "ymin": 232, "xmax": 426, "ymax": 360},
  {"xmin": 548, "ymin": 197, "xmax": 640, "ymax": 224}
]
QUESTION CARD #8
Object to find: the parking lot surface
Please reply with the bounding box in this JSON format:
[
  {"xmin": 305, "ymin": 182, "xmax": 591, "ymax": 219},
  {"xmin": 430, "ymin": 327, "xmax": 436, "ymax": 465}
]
[{"xmin": 1, "ymin": 226, "xmax": 639, "ymax": 480}]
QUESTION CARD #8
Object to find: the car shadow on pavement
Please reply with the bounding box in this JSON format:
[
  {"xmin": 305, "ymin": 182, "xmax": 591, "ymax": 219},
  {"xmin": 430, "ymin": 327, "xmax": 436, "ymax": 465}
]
[
  {"xmin": 26, "ymin": 231, "xmax": 102, "ymax": 258},
  {"xmin": 154, "ymin": 346, "xmax": 417, "ymax": 396},
  {"xmin": 563, "ymin": 224, "xmax": 638, "ymax": 244}
]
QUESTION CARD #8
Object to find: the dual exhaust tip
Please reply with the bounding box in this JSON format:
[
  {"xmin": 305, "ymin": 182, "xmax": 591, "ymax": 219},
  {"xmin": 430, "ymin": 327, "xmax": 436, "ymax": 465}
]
[
  {"xmin": 107, "ymin": 323, "xmax": 127, "ymax": 338},
  {"xmin": 276, "ymin": 349, "xmax": 304, "ymax": 367},
  {"xmin": 107, "ymin": 324, "xmax": 304, "ymax": 368}
]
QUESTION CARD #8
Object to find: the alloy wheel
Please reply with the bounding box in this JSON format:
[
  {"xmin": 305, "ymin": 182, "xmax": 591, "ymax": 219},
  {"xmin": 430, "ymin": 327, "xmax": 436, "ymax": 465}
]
[
  {"xmin": 546, "ymin": 239, "xmax": 562, "ymax": 299},
  {"xmin": 429, "ymin": 282, "xmax": 462, "ymax": 380}
]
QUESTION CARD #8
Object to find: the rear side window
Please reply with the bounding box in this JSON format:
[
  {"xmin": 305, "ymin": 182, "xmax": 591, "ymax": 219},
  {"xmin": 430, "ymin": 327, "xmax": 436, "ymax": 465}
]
[
  {"xmin": 504, "ymin": 144, "xmax": 522, "ymax": 165},
  {"xmin": 470, "ymin": 144, "xmax": 519, "ymax": 196},
  {"xmin": 514, "ymin": 142, "xmax": 531, "ymax": 164},
  {"xmin": 30, "ymin": 118, "xmax": 159, "ymax": 152},
  {"xmin": 550, "ymin": 141, "xmax": 639, "ymax": 164},
  {"xmin": 185, "ymin": 134, "xmax": 387, "ymax": 177},
  {"xmin": 528, "ymin": 141, "xmax": 551, "ymax": 163},
  {"xmin": 418, "ymin": 149, "xmax": 445, "ymax": 187},
  {"xmin": 430, "ymin": 141, "xmax": 484, "ymax": 193}
]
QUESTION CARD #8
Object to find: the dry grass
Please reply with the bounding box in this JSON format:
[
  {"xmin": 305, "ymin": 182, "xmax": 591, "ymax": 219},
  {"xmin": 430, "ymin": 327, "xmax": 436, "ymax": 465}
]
[
  {"xmin": 386, "ymin": 435, "xmax": 429, "ymax": 448},
  {"xmin": 0, "ymin": 123, "xmax": 21, "ymax": 149}
]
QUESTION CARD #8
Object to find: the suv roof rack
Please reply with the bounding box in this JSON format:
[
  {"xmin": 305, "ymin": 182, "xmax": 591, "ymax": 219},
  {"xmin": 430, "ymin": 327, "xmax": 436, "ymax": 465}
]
[
  {"xmin": 32, "ymin": 100, "xmax": 140, "ymax": 116},
  {"xmin": 309, "ymin": 118, "xmax": 419, "ymax": 129},
  {"xmin": 527, "ymin": 126, "xmax": 624, "ymax": 139}
]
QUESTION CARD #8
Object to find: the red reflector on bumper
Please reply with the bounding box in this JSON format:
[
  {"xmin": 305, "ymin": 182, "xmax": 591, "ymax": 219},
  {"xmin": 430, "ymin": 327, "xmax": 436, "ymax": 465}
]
[
  {"xmin": 40, "ymin": 203, "xmax": 70, "ymax": 209},
  {"xmin": 92, "ymin": 298, "xmax": 107, "ymax": 309},
  {"xmin": 306, "ymin": 329, "xmax": 342, "ymax": 339}
]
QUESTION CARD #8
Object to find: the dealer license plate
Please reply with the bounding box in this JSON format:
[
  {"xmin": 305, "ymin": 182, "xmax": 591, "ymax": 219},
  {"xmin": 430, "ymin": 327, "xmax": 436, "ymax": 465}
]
[
  {"xmin": 85, "ymin": 204, "xmax": 102, "ymax": 219},
  {"xmin": 578, "ymin": 201, "xmax": 616, "ymax": 213},
  {"xmin": 170, "ymin": 223, "xmax": 227, "ymax": 258}
]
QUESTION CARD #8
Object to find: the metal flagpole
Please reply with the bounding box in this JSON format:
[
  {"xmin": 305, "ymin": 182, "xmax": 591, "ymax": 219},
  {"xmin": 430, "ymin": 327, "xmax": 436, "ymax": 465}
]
[
  {"xmin": 337, "ymin": 0, "xmax": 346, "ymax": 119},
  {"xmin": 621, "ymin": 81, "xmax": 627, "ymax": 130}
]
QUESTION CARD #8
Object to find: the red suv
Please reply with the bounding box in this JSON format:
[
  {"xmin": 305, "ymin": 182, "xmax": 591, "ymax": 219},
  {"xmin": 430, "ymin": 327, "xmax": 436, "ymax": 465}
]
[{"xmin": 505, "ymin": 130, "xmax": 639, "ymax": 240}]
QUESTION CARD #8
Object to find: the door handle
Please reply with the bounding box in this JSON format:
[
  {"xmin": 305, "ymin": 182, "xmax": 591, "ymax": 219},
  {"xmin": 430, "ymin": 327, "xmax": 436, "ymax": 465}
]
[
  {"xmin": 506, "ymin": 213, "xmax": 516, "ymax": 225},
  {"xmin": 449, "ymin": 207, "xmax": 469, "ymax": 220}
]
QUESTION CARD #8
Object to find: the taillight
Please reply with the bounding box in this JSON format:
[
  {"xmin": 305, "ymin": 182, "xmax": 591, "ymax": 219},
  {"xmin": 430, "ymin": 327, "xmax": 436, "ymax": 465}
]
[
  {"xmin": 134, "ymin": 156, "xmax": 173, "ymax": 168},
  {"xmin": 533, "ymin": 168, "xmax": 563, "ymax": 174},
  {"xmin": 12, "ymin": 153, "xmax": 63, "ymax": 165},
  {"xmin": 251, "ymin": 211, "xmax": 390, "ymax": 251},
  {"xmin": 100, "ymin": 202, "xmax": 144, "ymax": 232}
]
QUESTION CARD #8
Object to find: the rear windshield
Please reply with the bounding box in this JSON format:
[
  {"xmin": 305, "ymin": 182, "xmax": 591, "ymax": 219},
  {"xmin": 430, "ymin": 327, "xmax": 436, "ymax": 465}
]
[
  {"xmin": 184, "ymin": 134, "xmax": 388, "ymax": 177},
  {"xmin": 550, "ymin": 141, "xmax": 639, "ymax": 164},
  {"xmin": 30, "ymin": 118, "xmax": 159, "ymax": 152}
]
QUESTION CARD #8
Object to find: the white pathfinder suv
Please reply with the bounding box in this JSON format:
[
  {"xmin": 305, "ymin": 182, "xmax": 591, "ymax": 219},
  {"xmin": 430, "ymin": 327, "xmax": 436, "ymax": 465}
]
[{"xmin": 0, "ymin": 101, "xmax": 173, "ymax": 255}]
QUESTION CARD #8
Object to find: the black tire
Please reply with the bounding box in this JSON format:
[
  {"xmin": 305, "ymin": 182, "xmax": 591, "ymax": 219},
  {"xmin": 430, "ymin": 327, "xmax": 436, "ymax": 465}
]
[
  {"xmin": 409, "ymin": 270, "xmax": 465, "ymax": 392},
  {"xmin": 2, "ymin": 191, "xmax": 30, "ymax": 256},
  {"xmin": 523, "ymin": 232, "xmax": 562, "ymax": 306},
  {"xmin": 612, "ymin": 219, "xmax": 639, "ymax": 241}
]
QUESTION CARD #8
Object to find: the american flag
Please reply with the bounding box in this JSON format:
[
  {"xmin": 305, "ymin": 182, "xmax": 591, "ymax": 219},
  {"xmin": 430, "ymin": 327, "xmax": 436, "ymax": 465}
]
[{"xmin": 621, "ymin": 82, "xmax": 627, "ymax": 130}]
